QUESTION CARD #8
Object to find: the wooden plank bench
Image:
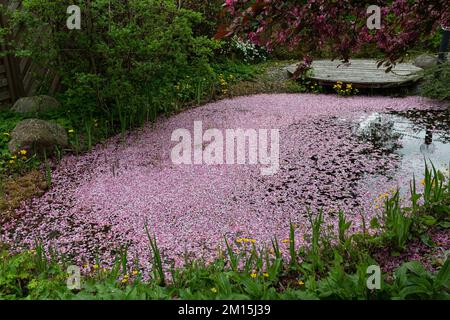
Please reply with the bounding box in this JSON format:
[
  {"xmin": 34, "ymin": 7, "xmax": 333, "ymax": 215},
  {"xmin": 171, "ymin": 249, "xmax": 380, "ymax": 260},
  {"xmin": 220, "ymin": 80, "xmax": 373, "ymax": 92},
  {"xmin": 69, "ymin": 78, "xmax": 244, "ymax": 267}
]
[{"xmin": 287, "ymin": 59, "xmax": 424, "ymax": 88}]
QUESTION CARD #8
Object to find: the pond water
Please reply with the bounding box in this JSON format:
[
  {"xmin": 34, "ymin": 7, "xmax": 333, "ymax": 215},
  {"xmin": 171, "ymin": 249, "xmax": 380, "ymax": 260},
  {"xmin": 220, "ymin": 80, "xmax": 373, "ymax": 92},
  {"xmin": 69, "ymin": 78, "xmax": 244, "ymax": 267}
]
[
  {"xmin": 353, "ymin": 109, "xmax": 450, "ymax": 179},
  {"xmin": 2, "ymin": 94, "xmax": 447, "ymax": 273}
]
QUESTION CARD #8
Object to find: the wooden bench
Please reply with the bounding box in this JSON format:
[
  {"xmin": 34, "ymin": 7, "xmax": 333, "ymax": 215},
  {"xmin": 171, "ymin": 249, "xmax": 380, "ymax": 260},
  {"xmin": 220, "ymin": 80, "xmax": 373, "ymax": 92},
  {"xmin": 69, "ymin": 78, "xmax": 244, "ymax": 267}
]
[{"xmin": 287, "ymin": 59, "xmax": 424, "ymax": 88}]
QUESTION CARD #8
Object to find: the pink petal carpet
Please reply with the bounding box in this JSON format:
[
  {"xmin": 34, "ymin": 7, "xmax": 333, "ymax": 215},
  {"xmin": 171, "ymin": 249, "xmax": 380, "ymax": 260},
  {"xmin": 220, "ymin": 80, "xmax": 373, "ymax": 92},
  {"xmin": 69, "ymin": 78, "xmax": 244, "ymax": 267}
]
[{"xmin": 1, "ymin": 94, "xmax": 448, "ymax": 273}]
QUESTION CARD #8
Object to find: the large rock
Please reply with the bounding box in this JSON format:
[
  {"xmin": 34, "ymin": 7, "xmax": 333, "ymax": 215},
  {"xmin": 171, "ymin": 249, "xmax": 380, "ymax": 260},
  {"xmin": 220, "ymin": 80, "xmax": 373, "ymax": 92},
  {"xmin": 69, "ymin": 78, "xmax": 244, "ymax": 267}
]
[
  {"xmin": 8, "ymin": 119, "xmax": 68, "ymax": 155},
  {"xmin": 11, "ymin": 95, "xmax": 61, "ymax": 113},
  {"xmin": 413, "ymin": 54, "xmax": 438, "ymax": 69}
]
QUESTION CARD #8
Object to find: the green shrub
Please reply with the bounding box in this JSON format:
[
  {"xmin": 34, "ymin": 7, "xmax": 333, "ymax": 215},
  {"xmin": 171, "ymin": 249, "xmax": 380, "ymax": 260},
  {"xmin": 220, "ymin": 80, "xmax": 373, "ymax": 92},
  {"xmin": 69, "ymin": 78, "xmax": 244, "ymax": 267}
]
[
  {"xmin": 179, "ymin": 0, "xmax": 228, "ymax": 39},
  {"xmin": 4, "ymin": 0, "xmax": 220, "ymax": 132},
  {"xmin": 420, "ymin": 62, "xmax": 450, "ymax": 102}
]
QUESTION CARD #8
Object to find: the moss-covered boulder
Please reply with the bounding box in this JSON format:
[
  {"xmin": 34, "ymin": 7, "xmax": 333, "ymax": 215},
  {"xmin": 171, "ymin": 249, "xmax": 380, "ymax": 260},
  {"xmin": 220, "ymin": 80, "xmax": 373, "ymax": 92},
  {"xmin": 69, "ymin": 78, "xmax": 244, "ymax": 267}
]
[
  {"xmin": 8, "ymin": 119, "xmax": 68, "ymax": 155},
  {"xmin": 11, "ymin": 95, "xmax": 61, "ymax": 114}
]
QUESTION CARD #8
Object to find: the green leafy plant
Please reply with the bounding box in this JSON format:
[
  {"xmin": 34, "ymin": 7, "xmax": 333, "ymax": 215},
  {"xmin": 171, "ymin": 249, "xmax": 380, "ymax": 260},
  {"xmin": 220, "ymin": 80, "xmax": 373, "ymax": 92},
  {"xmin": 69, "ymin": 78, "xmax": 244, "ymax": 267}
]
[
  {"xmin": 382, "ymin": 189, "xmax": 413, "ymax": 251},
  {"xmin": 420, "ymin": 62, "xmax": 450, "ymax": 102},
  {"xmin": 422, "ymin": 162, "xmax": 449, "ymax": 220},
  {"xmin": 145, "ymin": 225, "xmax": 165, "ymax": 286},
  {"xmin": 390, "ymin": 260, "xmax": 449, "ymax": 299}
]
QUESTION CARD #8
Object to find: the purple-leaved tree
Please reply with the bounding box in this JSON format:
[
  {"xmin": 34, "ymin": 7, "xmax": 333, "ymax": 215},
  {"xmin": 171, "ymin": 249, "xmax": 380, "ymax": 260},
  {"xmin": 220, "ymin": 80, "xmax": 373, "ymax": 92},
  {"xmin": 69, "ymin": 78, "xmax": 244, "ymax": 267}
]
[{"xmin": 217, "ymin": 0, "xmax": 449, "ymax": 75}]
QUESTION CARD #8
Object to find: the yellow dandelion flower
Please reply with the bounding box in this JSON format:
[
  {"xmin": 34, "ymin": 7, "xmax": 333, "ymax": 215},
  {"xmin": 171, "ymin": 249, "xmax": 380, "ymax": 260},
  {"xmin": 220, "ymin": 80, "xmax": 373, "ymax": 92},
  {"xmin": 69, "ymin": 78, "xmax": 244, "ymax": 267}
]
[
  {"xmin": 121, "ymin": 278, "xmax": 128, "ymax": 284},
  {"xmin": 281, "ymin": 239, "xmax": 290, "ymax": 244},
  {"xmin": 250, "ymin": 272, "xmax": 257, "ymax": 278},
  {"xmin": 263, "ymin": 272, "xmax": 269, "ymax": 278},
  {"xmin": 132, "ymin": 270, "xmax": 139, "ymax": 276},
  {"xmin": 93, "ymin": 264, "xmax": 99, "ymax": 269},
  {"xmin": 68, "ymin": 129, "xmax": 75, "ymax": 134},
  {"xmin": 420, "ymin": 179, "xmax": 426, "ymax": 186},
  {"xmin": 211, "ymin": 287, "xmax": 218, "ymax": 293},
  {"xmin": 298, "ymin": 280, "xmax": 305, "ymax": 286}
]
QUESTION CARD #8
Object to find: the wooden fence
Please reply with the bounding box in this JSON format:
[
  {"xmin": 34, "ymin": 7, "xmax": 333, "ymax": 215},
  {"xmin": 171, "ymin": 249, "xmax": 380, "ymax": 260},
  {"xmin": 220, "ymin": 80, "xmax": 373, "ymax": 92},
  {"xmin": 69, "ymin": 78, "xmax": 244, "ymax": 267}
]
[{"xmin": 0, "ymin": 0, "xmax": 59, "ymax": 108}]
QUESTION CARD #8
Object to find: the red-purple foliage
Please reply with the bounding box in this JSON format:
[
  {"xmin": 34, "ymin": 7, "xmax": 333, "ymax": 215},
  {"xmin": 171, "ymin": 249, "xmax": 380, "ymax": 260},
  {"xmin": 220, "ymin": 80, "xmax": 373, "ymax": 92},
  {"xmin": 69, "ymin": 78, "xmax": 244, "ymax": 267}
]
[{"xmin": 220, "ymin": 1, "xmax": 449, "ymax": 71}]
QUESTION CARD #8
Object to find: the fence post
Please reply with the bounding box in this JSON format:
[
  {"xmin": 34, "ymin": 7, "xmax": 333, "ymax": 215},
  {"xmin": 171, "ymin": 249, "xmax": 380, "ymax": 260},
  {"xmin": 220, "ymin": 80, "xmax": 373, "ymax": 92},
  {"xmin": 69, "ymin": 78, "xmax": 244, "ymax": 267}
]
[
  {"xmin": 0, "ymin": 2, "xmax": 25, "ymax": 103},
  {"xmin": 438, "ymin": 27, "xmax": 450, "ymax": 63}
]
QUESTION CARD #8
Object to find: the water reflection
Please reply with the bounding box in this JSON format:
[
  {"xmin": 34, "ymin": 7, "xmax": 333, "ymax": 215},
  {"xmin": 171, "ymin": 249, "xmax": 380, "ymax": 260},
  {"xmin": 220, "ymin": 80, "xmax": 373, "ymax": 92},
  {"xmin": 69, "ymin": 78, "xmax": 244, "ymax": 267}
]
[
  {"xmin": 354, "ymin": 109, "xmax": 450, "ymax": 177},
  {"xmin": 420, "ymin": 125, "xmax": 436, "ymax": 155}
]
